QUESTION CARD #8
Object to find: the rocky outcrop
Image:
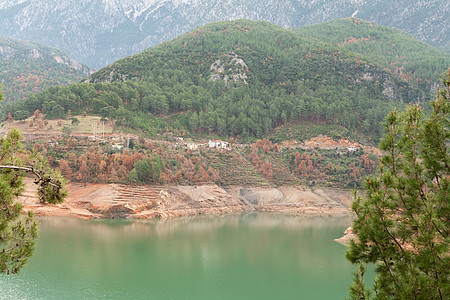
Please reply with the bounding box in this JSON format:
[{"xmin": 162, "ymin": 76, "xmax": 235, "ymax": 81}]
[
  {"xmin": 18, "ymin": 178, "xmax": 351, "ymax": 219},
  {"xmin": 210, "ymin": 52, "xmax": 249, "ymax": 86},
  {"xmin": 334, "ymin": 226, "xmax": 356, "ymax": 245}
]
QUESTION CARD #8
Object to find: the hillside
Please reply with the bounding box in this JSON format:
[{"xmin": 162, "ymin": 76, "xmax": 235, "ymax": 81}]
[
  {"xmin": 3, "ymin": 19, "xmax": 447, "ymax": 191},
  {"xmin": 1, "ymin": 112, "xmax": 379, "ymax": 190},
  {"xmin": 0, "ymin": 0, "xmax": 447, "ymax": 68},
  {"xmin": 296, "ymin": 18, "xmax": 450, "ymax": 97},
  {"xmin": 0, "ymin": 36, "xmax": 93, "ymax": 103},
  {"xmin": 2, "ymin": 19, "xmax": 422, "ymax": 190},
  {"xmin": 5, "ymin": 19, "xmax": 426, "ymax": 140}
]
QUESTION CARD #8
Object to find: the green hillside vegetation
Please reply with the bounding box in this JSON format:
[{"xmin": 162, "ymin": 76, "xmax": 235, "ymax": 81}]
[
  {"xmin": 296, "ymin": 18, "xmax": 450, "ymax": 98},
  {"xmin": 2, "ymin": 19, "xmax": 438, "ymax": 142},
  {"xmin": 0, "ymin": 36, "xmax": 92, "ymax": 103}
]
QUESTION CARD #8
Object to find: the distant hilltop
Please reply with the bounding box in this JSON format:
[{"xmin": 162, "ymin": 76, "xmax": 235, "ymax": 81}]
[
  {"xmin": 0, "ymin": 35, "xmax": 93, "ymax": 103},
  {"xmin": 0, "ymin": 0, "xmax": 448, "ymax": 68}
]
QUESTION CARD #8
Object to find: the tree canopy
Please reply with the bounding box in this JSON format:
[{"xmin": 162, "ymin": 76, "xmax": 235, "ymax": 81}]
[
  {"xmin": 0, "ymin": 36, "xmax": 92, "ymax": 104},
  {"xmin": 346, "ymin": 71, "xmax": 449, "ymax": 299},
  {"xmin": 0, "ymin": 125, "xmax": 67, "ymax": 274},
  {"xmin": 296, "ymin": 18, "xmax": 450, "ymax": 95},
  {"xmin": 5, "ymin": 19, "xmax": 443, "ymax": 141}
]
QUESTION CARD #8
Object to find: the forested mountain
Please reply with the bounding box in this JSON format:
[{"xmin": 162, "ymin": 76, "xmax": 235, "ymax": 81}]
[
  {"xmin": 4, "ymin": 20, "xmax": 436, "ymax": 140},
  {"xmin": 296, "ymin": 18, "xmax": 450, "ymax": 97},
  {"xmin": 0, "ymin": 0, "xmax": 447, "ymax": 69},
  {"xmin": 0, "ymin": 36, "xmax": 93, "ymax": 103}
]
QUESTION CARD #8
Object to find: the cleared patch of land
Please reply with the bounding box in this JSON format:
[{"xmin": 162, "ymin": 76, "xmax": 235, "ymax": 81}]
[{"xmin": 1, "ymin": 114, "xmax": 113, "ymax": 137}]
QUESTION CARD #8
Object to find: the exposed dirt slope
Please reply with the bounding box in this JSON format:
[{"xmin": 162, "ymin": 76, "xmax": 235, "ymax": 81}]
[{"xmin": 19, "ymin": 178, "xmax": 351, "ymax": 219}]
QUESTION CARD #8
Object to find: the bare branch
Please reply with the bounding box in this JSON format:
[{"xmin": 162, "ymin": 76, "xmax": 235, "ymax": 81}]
[{"xmin": 0, "ymin": 165, "xmax": 61, "ymax": 189}]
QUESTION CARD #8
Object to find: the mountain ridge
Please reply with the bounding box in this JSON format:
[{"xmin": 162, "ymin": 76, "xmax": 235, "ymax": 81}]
[
  {"xmin": 2, "ymin": 19, "xmax": 448, "ymax": 191},
  {"xmin": 1, "ymin": 0, "xmax": 447, "ymax": 68},
  {"xmin": 4, "ymin": 19, "xmax": 430, "ymax": 141},
  {"xmin": 295, "ymin": 18, "xmax": 450, "ymax": 98},
  {"xmin": 0, "ymin": 35, "xmax": 94, "ymax": 103}
]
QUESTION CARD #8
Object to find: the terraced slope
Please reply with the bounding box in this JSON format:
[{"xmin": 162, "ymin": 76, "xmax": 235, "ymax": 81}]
[{"xmin": 205, "ymin": 150, "xmax": 271, "ymax": 187}]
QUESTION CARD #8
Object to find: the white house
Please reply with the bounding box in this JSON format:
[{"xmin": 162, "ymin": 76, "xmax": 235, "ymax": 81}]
[
  {"xmin": 186, "ymin": 143, "xmax": 199, "ymax": 150},
  {"xmin": 208, "ymin": 140, "xmax": 220, "ymax": 148},
  {"xmin": 209, "ymin": 139, "xmax": 231, "ymax": 150}
]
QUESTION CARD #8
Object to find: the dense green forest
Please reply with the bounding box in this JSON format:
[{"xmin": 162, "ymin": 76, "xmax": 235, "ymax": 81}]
[
  {"xmin": 0, "ymin": 36, "xmax": 92, "ymax": 103},
  {"xmin": 3, "ymin": 19, "xmax": 447, "ymax": 141},
  {"xmin": 296, "ymin": 18, "xmax": 450, "ymax": 97}
]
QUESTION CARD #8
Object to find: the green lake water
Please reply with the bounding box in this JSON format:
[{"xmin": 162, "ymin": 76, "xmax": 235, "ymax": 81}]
[{"xmin": 0, "ymin": 214, "xmax": 359, "ymax": 299}]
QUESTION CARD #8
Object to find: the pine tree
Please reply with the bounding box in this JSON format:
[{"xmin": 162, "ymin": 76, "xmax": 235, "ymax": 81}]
[
  {"xmin": 346, "ymin": 71, "xmax": 449, "ymax": 299},
  {"xmin": 0, "ymin": 127, "xmax": 67, "ymax": 274}
]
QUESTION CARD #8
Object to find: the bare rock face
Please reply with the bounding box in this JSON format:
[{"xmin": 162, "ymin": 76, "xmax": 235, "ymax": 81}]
[
  {"xmin": 19, "ymin": 178, "xmax": 351, "ymax": 219},
  {"xmin": 382, "ymin": 79, "xmax": 396, "ymax": 100},
  {"xmin": 210, "ymin": 52, "xmax": 249, "ymax": 86}
]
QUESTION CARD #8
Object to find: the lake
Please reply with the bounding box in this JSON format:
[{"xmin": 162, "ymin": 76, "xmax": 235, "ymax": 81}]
[{"xmin": 0, "ymin": 214, "xmax": 358, "ymax": 299}]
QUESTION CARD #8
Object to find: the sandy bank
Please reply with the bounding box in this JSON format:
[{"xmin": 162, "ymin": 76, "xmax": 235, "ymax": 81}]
[{"xmin": 18, "ymin": 178, "xmax": 352, "ymax": 219}]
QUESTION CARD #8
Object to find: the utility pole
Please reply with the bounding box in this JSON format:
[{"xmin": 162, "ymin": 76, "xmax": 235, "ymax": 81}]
[{"xmin": 92, "ymin": 121, "xmax": 97, "ymax": 139}]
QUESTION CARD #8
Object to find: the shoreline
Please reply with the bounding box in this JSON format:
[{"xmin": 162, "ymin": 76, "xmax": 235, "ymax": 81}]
[{"xmin": 19, "ymin": 178, "xmax": 353, "ymax": 220}]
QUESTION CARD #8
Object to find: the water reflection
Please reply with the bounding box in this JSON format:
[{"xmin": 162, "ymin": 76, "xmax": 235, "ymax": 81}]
[{"xmin": 1, "ymin": 214, "xmax": 354, "ymax": 299}]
